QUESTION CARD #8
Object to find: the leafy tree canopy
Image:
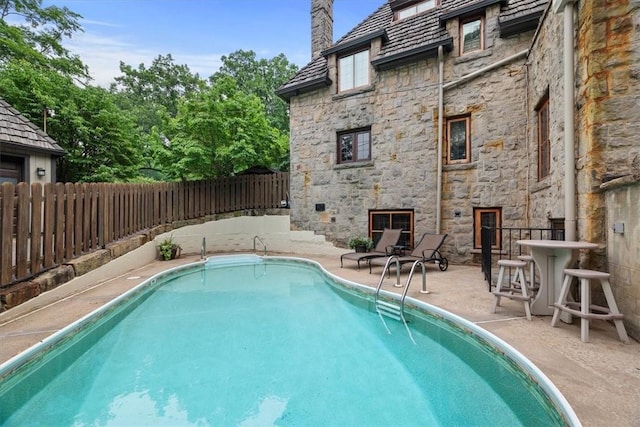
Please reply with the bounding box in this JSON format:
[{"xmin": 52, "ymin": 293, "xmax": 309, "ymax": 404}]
[
  {"xmin": 211, "ymin": 50, "xmax": 297, "ymax": 133},
  {"xmin": 111, "ymin": 54, "xmax": 203, "ymax": 119},
  {"xmin": 0, "ymin": 59, "xmax": 143, "ymax": 182},
  {"xmin": 160, "ymin": 75, "xmax": 287, "ymax": 180},
  {"xmin": 0, "ymin": 0, "xmax": 88, "ymax": 79},
  {"xmin": 0, "ymin": 0, "xmax": 293, "ymax": 183}
]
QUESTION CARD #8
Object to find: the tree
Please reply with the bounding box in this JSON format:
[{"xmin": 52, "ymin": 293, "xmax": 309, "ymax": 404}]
[
  {"xmin": 160, "ymin": 76, "xmax": 287, "ymax": 180},
  {"xmin": 0, "ymin": 0, "xmax": 88, "ymax": 79},
  {"xmin": 111, "ymin": 54, "xmax": 202, "ymax": 119},
  {"xmin": 110, "ymin": 54, "xmax": 203, "ymax": 174},
  {"xmin": 211, "ymin": 50, "xmax": 298, "ymax": 134},
  {"xmin": 0, "ymin": 59, "xmax": 143, "ymax": 182}
]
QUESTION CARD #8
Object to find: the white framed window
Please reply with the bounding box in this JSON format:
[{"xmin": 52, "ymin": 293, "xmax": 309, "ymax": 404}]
[
  {"xmin": 338, "ymin": 50, "xmax": 369, "ymax": 92},
  {"xmin": 396, "ymin": 0, "xmax": 437, "ymax": 20}
]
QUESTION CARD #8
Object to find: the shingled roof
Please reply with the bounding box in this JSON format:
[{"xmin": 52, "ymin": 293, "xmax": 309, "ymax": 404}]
[
  {"xmin": 277, "ymin": 0, "xmax": 548, "ymax": 100},
  {"xmin": 0, "ymin": 99, "xmax": 65, "ymax": 156}
]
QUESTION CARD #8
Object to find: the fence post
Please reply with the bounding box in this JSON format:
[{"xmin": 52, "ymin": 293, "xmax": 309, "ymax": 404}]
[
  {"xmin": 31, "ymin": 183, "xmax": 43, "ymax": 276},
  {"xmin": 1, "ymin": 183, "xmax": 14, "ymax": 285}
]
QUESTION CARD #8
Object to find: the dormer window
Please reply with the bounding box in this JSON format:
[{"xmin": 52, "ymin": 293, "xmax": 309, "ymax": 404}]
[
  {"xmin": 460, "ymin": 16, "xmax": 484, "ymax": 54},
  {"xmin": 338, "ymin": 49, "xmax": 369, "ymax": 92},
  {"xmin": 395, "ymin": 0, "xmax": 438, "ymax": 20}
]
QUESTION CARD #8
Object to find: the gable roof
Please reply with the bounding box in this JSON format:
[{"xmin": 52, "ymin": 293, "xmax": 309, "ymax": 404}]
[
  {"xmin": 277, "ymin": 0, "xmax": 548, "ymax": 100},
  {"xmin": 0, "ymin": 99, "xmax": 65, "ymax": 156}
]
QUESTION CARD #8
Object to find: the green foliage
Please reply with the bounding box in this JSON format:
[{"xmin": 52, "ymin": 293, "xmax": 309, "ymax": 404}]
[
  {"xmin": 348, "ymin": 236, "xmax": 374, "ymax": 250},
  {"xmin": 158, "ymin": 234, "xmax": 181, "ymax": 260},
  {"xmin": 0, "ymin": 0, "xmax": 294, "ymax": 183},
  {"xmin": 160, "ymin": 75, "xmax": 287, "ymax": 180},
  {"xmin": 0, "ymin": 0, "xmax": 88, "ymax": 79},
  {"xmin": 0, "ymin": 60, "xmax": 143, "ymax": 182},
  {"xmin": 211, "ymin": 50, "xmax": 298, "ymax": 134}
]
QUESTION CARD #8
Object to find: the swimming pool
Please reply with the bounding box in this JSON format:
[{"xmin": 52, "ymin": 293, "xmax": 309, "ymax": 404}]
[{"xmin": 0, "ymin": 255, "xmax": 579, "ymax": 426}]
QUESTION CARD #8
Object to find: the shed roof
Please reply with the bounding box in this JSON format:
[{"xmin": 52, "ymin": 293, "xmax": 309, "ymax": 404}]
[
  {"xmin": 277, "ymin": 0, "xmax": 548, "ymax": 99},
  {"xmin": 0, "ymin": 99, "xmax": 65, "ymax": 156}
]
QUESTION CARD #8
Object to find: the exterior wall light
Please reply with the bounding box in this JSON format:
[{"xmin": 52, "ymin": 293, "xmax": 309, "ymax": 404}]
[{"xmin": 36, "ymin": 167, "xmax": 46, "ymax": 177}]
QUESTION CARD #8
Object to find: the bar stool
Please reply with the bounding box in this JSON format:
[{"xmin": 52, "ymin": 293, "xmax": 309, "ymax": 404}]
[
  {"xmin": 517, "ymin": 254, "xmax": 538, "ymax": 292},
  {"xmin": 492, "ymin": 259, "xmax": 532, "ymax": 320},
  {"xmin": 551, "ymin": 269, "xmax": 629, "ymax": 343}
]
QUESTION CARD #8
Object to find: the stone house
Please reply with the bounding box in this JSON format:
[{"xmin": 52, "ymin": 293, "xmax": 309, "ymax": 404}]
[
  {"xmin": 0, "ymin": 99, "xmax": 64, "ymax": 184},
  {"xmin": 278, "ymin": 0, "xmax": 640, "ymax": 339}
]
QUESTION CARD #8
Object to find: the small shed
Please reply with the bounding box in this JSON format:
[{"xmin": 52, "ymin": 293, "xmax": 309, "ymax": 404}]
[{"xmin": 0, "ymin": 99, "xmax": 65, "ymax": 184}]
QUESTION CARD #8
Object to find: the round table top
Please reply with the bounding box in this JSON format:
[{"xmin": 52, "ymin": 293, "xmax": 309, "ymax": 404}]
[{"xmin": 516, "ymin": 239, "xmax": 599, "ymax": 249}]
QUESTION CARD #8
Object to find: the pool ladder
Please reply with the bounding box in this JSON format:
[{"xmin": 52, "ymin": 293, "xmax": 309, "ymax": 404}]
[
  {"xmin": 253, "ymin": 235, "xmax": 267, "ymax": 255},
  {"xmin": 375, "ymin": 257, "xmax": 429, "ymax": 321}
]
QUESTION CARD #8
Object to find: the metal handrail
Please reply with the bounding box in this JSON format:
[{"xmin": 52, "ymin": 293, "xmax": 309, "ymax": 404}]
[
  {"xmin": 401, "ymin": 260, "xmax": 428, "ymax": 313},
  {"xmin": 253, "ymin": 235, "xmax": 267, "ymax": 255},
  {"xmin": 375, "ymin": 256, "xmax": 401, "ymax": 301},
  {"xmin": 375, "ymin": 257, "xmax": 429, "ymax": 319}
]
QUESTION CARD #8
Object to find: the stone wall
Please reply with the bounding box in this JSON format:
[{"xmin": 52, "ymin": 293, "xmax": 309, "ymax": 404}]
[
  {"xmin": 524, "ymin": 2, "xmax": 640, "ymax": 338},
  {"xmin": 579, "ymin": 0, "xmax": 640, "ymax": 340},
  {"xmin": 577, "ymin": 0, "xmax": 640, "ymax": 247},
  {"xmin": 525, "ymin": 8, "xmax": 567, "ymax": 227},
  {"xmin": 289, "ymin": 4, "xmax": 536, "ymax": 264}
]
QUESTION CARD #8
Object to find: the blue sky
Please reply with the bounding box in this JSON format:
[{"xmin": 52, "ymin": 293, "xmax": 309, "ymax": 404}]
[{"xmin": 40, "ymin": 0, "xmax": 385, "ymax": 86}]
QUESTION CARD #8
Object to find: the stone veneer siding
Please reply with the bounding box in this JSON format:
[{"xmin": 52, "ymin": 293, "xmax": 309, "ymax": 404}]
[
  {"xmin": 579, "ymin": 0, "xmax": 640, "ymax": 339},
  {"xmin": 525, "ymin": 2, "xmax": 640, "ymax": 339},
  {"xmin": 289, "ymin": 4, "xmax": 536, "ymax": 264}
]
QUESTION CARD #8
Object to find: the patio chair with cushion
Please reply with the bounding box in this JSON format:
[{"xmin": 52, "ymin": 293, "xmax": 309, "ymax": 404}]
[
  {"xmin": 340, "ymin": 228, "xmax": 403, "ymax": 270},
  {"xmin": 369, "ymin": 232, "xmax": 449, "ymax": 273}
]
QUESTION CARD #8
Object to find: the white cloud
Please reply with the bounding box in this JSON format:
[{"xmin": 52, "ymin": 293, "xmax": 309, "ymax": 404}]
[{"xmin": 67, "ymin": 31, "xmax": 224, "ymax": 87}]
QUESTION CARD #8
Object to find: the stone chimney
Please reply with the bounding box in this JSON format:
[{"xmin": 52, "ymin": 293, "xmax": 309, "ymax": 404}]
[{"xmin": 311, "ymin": 0, "xmax": 334, "ymax": 59}]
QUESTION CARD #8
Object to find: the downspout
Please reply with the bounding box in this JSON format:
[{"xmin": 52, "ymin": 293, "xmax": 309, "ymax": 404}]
[
  {"xmin": 436, "ymin": 45, "xmax": 444, "ymax": 234},
  {"xmin": 562, "ymin": 2, "xmax": 577, "ymax": 241}
]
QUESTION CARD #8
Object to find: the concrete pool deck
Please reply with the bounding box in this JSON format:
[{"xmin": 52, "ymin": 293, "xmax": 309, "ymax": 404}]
[{"xmin": 1, "ymin": 252, "xmax": 639, "ymax": 426}]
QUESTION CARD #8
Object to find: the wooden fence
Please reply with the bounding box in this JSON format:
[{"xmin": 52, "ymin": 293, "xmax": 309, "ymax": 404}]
[{"xmin": 0, "ymin": 173, "xmax": 289, "ymax": 287}]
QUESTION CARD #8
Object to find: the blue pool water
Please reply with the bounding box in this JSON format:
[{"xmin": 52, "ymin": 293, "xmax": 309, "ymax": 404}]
[{"xmin": 0, "ymin": 256, "xmax": 574, "ymax": 426}]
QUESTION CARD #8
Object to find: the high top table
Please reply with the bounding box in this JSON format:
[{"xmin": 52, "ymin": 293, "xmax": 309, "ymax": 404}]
[{"xmin": 516, "ymin": 239, "xmax": 599, "ymax": 320}]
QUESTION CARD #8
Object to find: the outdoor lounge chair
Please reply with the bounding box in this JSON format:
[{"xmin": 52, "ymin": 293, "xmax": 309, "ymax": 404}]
[
  {"xmin": 369, "ymin": 232, "xmax": 449, "ymax": 273},
  {"xmin": 340, "ymin": 228, "xmax": 403, "ymax": 270}
]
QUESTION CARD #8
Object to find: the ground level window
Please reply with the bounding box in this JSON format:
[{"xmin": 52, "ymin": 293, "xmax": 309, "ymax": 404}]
[
  {"xmin": 338, "ymin": 128, "xmax": 371, "ymax": 164},
  {"xmin": 369, "ymin": 210, "xmax": 414, "ymax": 248},
  {"xmin": 549, "ymin": 218, "xmax": 565, "ymax": 240},
  {"xmin": 474, "ymin": 207, "xmax": 501, "ymax": 249}
]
